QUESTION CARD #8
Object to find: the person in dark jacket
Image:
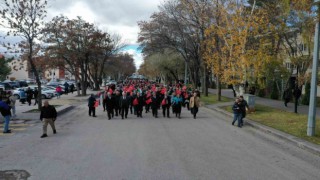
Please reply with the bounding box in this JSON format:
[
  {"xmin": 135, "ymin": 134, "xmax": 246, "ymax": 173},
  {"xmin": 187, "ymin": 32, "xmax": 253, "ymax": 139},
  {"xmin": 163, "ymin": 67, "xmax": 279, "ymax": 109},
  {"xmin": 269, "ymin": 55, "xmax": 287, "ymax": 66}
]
[
  {"xmin": 283, "ymin": 88, "xmax": 292, "ymax": 107},
  {"xmin": 40, "ymin": 100, "xmax": 57, "ymax": 138},
  {"xmin": 26, "ymin": 87, "xmax": 33, "ymax": 106},
  {"xmin": 161, "ymin": 92, "xmax": 171, "ymax": 118},
  {"xmin": 70, "ymin": 84, "xmax": 75, "ymax": 94},
  {"xmin": 134, "ymin": 92, "xmax": 144, "ymax": 118},
  {"xmin": 151, "ymin": 91, "xmax": 159, "ymax": 118},
  {"xmin": 0, "ymin": 97, "xmax": 12, "ymax": 133},
  {"xmin": 33, "ymin": 87, "xmax": 38, "ymax": 106},
  {"xmin": 119, "ymin": 92, "xmax": 130, "ymax": 119},
  {"xmin": 64, "ymin": 82, "xmax": 69, "ymax": 95},
  {"xmin": 232, "ymin": 98, "xmax": 242, "ymax": 127},
  {"xmin": 105, "ymin": 92, "xmax": 114, "ymax": 120},
  {"xmin": 239, "ymin": 95, "xmax": 249, "ymax": 126},
  {"xmin": 88, "ymin": 94, "xmax": 97, "ymax": 117},
  {"xmin": 114, "ymin": 90, "xmax": 121, "ymax": 116}
]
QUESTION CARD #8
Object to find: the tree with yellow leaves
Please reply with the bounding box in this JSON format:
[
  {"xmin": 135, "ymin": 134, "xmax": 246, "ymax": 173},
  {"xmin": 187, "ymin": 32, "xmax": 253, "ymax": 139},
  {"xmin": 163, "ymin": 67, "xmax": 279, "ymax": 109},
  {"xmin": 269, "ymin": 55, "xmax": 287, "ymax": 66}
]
[{"xmin": 204, "ymin": 0, "xmax": 277, "ymax": 99}]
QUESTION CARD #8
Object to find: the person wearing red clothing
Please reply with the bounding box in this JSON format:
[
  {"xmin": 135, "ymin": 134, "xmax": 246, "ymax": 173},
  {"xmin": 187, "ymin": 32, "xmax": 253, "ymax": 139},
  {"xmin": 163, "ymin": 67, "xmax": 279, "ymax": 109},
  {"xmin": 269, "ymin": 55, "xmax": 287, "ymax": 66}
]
[{"xmin": 55, "ymin": 86, "xmax": 62, "ymax": 99}]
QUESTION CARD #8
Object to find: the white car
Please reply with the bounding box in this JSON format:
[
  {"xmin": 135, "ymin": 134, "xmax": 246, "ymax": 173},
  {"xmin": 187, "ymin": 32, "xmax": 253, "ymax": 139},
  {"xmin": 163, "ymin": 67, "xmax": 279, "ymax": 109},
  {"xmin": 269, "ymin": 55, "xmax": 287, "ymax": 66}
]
[
  {"xmin": 13, "ymin": 87, "xmax": 54, "ymax": 99},
  {"xmin": 28, "ymin": 85, "xmax": 59, "ymax": 97},
  {"xmin": 106, "ymin": 80, "xmax": 117, "ymax": 86}
]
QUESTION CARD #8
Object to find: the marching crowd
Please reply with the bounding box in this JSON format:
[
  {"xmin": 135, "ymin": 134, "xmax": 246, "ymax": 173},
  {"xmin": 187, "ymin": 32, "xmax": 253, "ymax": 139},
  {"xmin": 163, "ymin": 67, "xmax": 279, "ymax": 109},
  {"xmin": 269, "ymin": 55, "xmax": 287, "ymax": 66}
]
[
  {"xmin": 87, "ymin": 80, "xmax": 201, "ymax": 120},
  {"xmin": 0, "ymin": 79, "xmax": 251, "ymax": 137}
]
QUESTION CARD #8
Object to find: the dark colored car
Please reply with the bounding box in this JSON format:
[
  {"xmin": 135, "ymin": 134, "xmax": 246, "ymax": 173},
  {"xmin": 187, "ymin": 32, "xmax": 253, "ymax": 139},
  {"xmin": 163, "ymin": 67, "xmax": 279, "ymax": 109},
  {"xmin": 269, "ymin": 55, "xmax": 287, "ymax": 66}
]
[
  {"xmin": 8, "ymin": 81, "xmax": 20, "ymax": 88},
  {"xmin": 18, "ymin": 81, "xmax": 28, "ymax": 87},
  {"xmin": 0, "ymin": 82, "xmax": 13, "ymax": 90}
]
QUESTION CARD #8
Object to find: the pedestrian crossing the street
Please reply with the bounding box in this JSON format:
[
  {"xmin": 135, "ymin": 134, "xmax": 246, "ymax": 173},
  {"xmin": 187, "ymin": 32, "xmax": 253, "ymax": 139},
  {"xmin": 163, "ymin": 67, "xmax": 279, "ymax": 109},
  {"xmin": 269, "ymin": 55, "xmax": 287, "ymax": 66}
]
[{"xmin": 0, "ymin": 123, "xmax": 31, "ymax": 136}]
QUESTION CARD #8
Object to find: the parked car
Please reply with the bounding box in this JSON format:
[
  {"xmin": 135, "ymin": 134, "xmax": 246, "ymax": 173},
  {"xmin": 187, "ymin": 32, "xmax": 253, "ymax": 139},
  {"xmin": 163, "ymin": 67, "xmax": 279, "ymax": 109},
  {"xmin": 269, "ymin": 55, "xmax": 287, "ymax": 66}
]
[
  {"xmin": 18, "ymin": 80, "xmax": 28, "ymax": 87},
  {"xmin": 47, "ymin": 81, "xmax": 63, "ymax": 87},
  {"xmin": 3, "ymin": 80, "xmax": 20, "ymax": 88},
  {"xmin": 106, "ymin": 80, "xmax": 117, "ymax": 86},
  {"xmin": 0, "ymin": 82, "xmax": 13, "ymax": 90},
  {"xmin": 28, "ymin": 85, "xmax": 58, "ymax": 97},
  {"xmin": 45, "ymin": 86, "xmax": 65, "ymax": 94},
  {"xmin": 13, "ymin": 87, "xmax": 53, "ymax": 99}
]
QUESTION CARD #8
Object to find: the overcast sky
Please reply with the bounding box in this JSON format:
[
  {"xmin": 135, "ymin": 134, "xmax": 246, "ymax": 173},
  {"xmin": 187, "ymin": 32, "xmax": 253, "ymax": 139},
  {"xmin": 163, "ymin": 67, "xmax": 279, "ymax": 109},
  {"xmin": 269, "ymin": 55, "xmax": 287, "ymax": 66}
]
[
  {"xmin": 47, "ymin": 0, "xmax": 162, "ymax": 68},
  {"xmin": 1, "ymin": 0, "xmax": 162, "ymax": 69}
]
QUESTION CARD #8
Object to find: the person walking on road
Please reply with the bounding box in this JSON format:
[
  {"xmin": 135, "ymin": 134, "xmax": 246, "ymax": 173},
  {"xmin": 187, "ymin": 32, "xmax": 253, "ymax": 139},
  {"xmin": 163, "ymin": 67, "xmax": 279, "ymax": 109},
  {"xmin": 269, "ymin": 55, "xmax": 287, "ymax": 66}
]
[
  {"xmin": 151, "ymin": 91, "xmax": 159, "ymax": 118},
  {"xmin": 119, "ymin": 92, "xmax": 130, "ymax": 119},
  {"xmin": 88, "ymin": 94, "xmax": 97, "ymax": 117},
  {"xmin": 19, "ymin": 88, "xmax": 27, "ymax": 104},
  {"xmin": 0, "ymin": 96, "xmax": 12, "ymax": 133},
  {"xmin": 161, "ymin": 92, "xmax": 171, "ymax": 118},
  {"xmin": 239, "ymin": 95, "xmax": 249, "ymax": 126},
  {"xmin": 33, "ymin": 87, "xmax": 38, "ymax": 106},
  {"xmin": 56, "ymin": 86, "xmax": 62, "ymax": 99},
  {"xmin": 105, "ymin": 92, "xmax": 114, "ymax": 120},
  {"xmin": 64, "ymin": 82, "xmax": 69, "ymax": 95},
  {"xmin": 283, "ymin": 88, "xmax": 292, "ymax": 107},
  {"xmin": 40, "ymin": 100, "xmax": 57, "ymax": 138},
  {"xmin": 172, "ymin": 93, "xmax": 183, "ymax": 119},
  {"xmin": 232, "ymin": 98, "xmax": 242, "ymax": 127},
  {"xmin": 190, "ymin": 92, "xmax": 200, "ymax": 119},
  {"xmin": 70, "ymin": 83, "xmax": 75, "ymax": 94},
  {"xmin": 8, "ymin": 93, "xmax": 17, "ymax": 118},
  {"xmin": 114, "ymin": 90, "xmax": 121, "ymax": 117},
  {"xmin": 133, "ymin": 92, "xmax": 144, "ymax": 118},
  {"xmin": 26, "ymin": 87, "xmax": 33, "ymax": 106}
]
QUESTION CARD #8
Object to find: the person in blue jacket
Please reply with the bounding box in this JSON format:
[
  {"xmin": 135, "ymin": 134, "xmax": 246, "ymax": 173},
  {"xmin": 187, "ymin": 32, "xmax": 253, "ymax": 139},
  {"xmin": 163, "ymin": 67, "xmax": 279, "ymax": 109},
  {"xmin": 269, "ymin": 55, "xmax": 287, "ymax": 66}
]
[
  {"xmin": 0, "ymin": 97, "xmax": 12, "ymax": 133},
  {"xmin": 172, "ymin": 93, "xmax": 183, "ymax": 119},
  {"xmin": 19, "ymin": 89, "xmax": 27, "ymax": 104}
]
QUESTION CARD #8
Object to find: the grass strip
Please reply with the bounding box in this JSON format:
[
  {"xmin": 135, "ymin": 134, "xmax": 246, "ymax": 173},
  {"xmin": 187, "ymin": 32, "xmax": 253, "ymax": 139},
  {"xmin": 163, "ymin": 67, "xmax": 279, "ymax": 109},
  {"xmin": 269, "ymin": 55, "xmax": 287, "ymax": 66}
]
[
  {"xmin": 222, "ymin": 104, "xmax": 320, "ymax": 145},
  {"xmin": 200, "ymin": 93, "xmax": 232, "ymax": 105}
]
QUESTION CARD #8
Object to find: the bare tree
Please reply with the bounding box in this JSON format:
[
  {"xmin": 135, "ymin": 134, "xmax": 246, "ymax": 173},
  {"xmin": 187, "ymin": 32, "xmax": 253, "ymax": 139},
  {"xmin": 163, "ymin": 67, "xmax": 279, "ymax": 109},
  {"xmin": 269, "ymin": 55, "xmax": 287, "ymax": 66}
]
[{"xmin": 0, "ymin": 0, "xmax": 48, "ymax": 109}]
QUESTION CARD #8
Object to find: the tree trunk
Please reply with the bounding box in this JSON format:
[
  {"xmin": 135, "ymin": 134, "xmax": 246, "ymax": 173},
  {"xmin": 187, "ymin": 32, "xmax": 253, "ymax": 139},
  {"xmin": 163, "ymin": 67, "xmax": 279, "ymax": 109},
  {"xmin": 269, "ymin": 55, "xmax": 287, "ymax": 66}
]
[
  {"xmin": 28, "ymin": 42, "xmax": 42, "ymax": 110},
  {"xmin": 217, "ymin": 75, "xmax": 222, "ymax": 101}
]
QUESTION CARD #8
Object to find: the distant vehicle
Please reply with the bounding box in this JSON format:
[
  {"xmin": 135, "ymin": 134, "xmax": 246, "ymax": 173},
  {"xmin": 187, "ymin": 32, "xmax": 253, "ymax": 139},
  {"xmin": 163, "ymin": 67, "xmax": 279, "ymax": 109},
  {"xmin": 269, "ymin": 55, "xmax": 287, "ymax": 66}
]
[
  {"xmin": 45, "ymin": 85, "xmax": 65, "ymax": 94},
  {"xmin": 25, "ymin": 79, "xmax": 34, "ymax": 84},
  {"xmin": 40, "ymin": 79, "xmax": 48, "ymax": 84},
  {"xmin": 0, "ymin": 82, "xmax": 13, "ymax": 90},
  {"xmin": 106, "ymin": 80, "xmax": 117, "ymax": 86},
  {"xmin": 28, "ymin": 85, "xmax": 58, "ymax": 97},
  {"xmin": 47, "ymin": 81, "xmax": 63, "ymax": 87},
  {"xmin": 3, "ymin": 80, "xmax": 20, "ymax": 88},
  {"xmin": 13, "ymin": 87, "xmax": 53, "ymax": 99},
  {"xmin": 17, "ymin": 80, "xmax": 28, "ymax": 87}
]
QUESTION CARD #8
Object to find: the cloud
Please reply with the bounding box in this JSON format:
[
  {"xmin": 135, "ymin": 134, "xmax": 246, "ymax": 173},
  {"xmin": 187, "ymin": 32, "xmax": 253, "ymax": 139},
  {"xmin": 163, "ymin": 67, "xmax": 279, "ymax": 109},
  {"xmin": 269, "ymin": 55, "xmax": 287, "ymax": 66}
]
[
  {"xmin": 48, "ymin": 0, "xmax": 161, "ymax": 44},
  {"xmin": 121, "ymin": 47, "xmax": 144, "ymax": 70},
  {"xmin": 1, "ymin": 0, "xmax": 159, "ymax": 68}
]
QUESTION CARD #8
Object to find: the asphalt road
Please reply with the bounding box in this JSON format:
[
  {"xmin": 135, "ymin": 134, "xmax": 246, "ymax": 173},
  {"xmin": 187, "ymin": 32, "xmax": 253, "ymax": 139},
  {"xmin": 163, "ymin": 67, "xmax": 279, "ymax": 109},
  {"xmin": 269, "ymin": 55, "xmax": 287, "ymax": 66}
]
[{"xmin": 0, "ymin": 104, "xmax": 320, "ymax": 180}]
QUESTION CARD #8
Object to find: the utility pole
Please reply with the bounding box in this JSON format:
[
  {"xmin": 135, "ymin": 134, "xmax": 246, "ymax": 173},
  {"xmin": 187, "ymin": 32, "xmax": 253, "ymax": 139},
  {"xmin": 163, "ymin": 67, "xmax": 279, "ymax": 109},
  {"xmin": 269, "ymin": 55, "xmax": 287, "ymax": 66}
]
[{"xmin": 307, "ymin": 0, "xmax": 320, "ymax": 136}]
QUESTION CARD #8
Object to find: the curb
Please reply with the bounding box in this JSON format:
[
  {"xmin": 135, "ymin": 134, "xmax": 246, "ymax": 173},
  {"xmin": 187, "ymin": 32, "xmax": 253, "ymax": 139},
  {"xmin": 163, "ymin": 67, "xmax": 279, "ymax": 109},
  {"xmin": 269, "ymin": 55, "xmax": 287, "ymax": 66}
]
[
  {"xmin": 56, "ymin": 105, "xmax": 74, "ymax": 116},
  {"xmin": 0, "ymin": 105, "xmax": 75, "ymax": 123},
  {"xmin": 204, "ymin": 106, "xmax": 320, "ymax": 156}
]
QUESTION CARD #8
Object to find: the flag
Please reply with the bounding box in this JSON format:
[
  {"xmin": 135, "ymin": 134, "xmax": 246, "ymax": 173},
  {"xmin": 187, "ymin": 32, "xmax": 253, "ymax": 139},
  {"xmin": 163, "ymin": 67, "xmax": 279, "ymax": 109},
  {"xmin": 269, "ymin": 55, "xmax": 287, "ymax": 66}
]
[
  {"xmin": 146, "ymin": 98, "xmax": 152, "ymax": 104},
  {"xmin": 176, "ymin": 89, "xmax": 181, "ymax": 95},
  {"xmin": 182, "ymin": 86, "xmax": 187, "ymax": 91},
  {"xmin": 160, "ymin": 88, "xmax": 167, "ymax": 94}
]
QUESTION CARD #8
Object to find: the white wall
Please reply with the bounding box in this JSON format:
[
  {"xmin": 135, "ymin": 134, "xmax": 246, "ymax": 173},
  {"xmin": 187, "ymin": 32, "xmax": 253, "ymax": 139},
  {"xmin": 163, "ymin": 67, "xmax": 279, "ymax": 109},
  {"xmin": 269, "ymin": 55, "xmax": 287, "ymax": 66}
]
[{"xmin": 7, "ymin": 59, "xmax": 29, "ymax": 80}]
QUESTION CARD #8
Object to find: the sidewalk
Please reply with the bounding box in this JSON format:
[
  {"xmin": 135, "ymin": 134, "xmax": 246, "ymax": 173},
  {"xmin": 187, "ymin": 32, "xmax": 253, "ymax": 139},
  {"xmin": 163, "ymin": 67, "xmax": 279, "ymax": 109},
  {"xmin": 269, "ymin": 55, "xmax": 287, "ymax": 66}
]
[
  {"xmin": 0, "ymin": 90, "xmax": 93, "ymax": 123},
  {"xmin": 208, "ymin": 88, "xmax": 320, "ymax": 117}
]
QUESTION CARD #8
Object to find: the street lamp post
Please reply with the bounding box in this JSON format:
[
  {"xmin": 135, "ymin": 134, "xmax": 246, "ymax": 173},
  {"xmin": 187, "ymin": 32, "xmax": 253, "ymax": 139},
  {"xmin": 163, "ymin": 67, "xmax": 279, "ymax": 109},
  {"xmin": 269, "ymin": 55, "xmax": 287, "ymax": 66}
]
[{"xmin": 307, "ymin": 0, "xmax": 320, "ymax": 136}]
